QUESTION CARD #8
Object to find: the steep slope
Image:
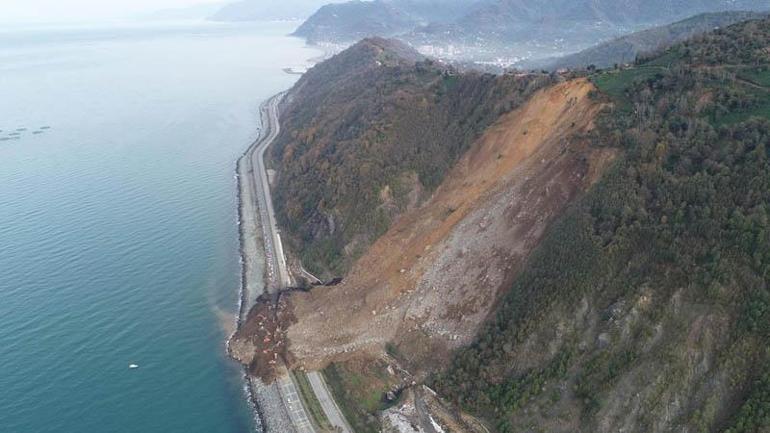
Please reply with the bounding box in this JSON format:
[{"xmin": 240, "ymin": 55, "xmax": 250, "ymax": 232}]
[
  {"xmin": 231, "ymin": 73, "xmax": 612, "ymax": 367},
  {"xmin": 231, "ymin": 74, "xmax": 612, "ymax": 431},
  {"xmin": 434, "ymin": 17, "xmax": 770, "ymax": 433},
  {"xmin": 269, "ymin": 38, "xmax": 551, "ymax": 276},
  {"xmin": 278, "ymin": 78, "xmax": 611, "ymax": 369},
  {"xmin": 549, "ymin": 11, "xmax": 767, "ymax": 69},
  {"xmin": 233, "ymin": 17, "xmax": 770, "ymax": 433}
]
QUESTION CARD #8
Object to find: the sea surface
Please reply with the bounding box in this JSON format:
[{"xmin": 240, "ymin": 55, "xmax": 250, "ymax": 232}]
[{"xmin": 0, "ymin": 20, "xmax": 317, "ymax": 433}]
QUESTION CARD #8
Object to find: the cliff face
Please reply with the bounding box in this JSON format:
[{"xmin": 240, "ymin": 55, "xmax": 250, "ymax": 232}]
[{"xmin": 269, "ymin": 37, "xmax": 552, "ymax": 277}]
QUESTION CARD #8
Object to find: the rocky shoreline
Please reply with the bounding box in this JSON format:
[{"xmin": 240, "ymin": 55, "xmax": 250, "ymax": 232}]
[{"xmin": 230, "ymin": 96, "xmax": 298, "ymax": 433}]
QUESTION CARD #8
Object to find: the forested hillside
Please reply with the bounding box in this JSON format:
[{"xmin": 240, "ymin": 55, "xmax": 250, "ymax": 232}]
[
  {"xmin": 269, "ymin": 38, "xmax": 551, "ymax": 276},
  {"xmin": 549, "ymin": 11, "xmax": 766, "ymax": 70},
  {"xmin": 292, "ymin": 1, "xmax": 419, "ymax": 43},
  {"xmin": 434, "ymin": 17, "xmax": 770, "ymax": 433}
]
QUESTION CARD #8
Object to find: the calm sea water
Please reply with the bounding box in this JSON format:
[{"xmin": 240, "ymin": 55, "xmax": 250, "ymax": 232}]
[{"xmin": 0, "ymin": 21, "xmax": 317, "ymax": 433}]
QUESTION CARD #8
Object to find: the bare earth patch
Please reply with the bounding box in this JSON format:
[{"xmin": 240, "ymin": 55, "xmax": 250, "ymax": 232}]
[{"xmin": 232, "ymin": 78, "xmax": 616, "ymax": 376}]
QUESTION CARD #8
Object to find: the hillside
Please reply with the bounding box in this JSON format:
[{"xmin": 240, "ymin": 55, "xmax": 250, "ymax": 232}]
[
  {"xmin": 292, "ymin": 0, "xmax": 475, "ymax": 43},
  {"xmin": 548, "ymin": 11, "xmax": 767, "ymax": 70},
  {"xmin": 294, "ymin": 0, "xmax": 770, "ymax": 44},
  {"xmin": 436, "ymin": 17, "xmax": 770, "ymax": 433},
  {"xmin": 234, "ymin": 17, "xmax": 770, "ymax": 433},
  {"xmin": 292, "ymin": 1, "xmax": 419, "ymax": 43},
  {"xmin": 268, "ymin": 37, "xmax": 551, "ymax": 276},
  {"xmin": 416, "ymin": 0, "xmax": 770, "ymax": 46},
  {"xmin": 292, "ymin": 0, "xmax": 770, "ymax": 66},
  {"xmin": 452, "ymin": 0, "xmax": 768, "ymax": 29}
]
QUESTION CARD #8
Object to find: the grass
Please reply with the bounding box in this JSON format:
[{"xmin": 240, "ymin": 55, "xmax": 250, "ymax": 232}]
[
  {"xmin": 322, "ymin": 361, "xmax": 399, "ymax": 433},
  {"xmin": 644, "ymin": 49, "xmax": 684, "ymax": 68},
  {"xmin": 715, "ymin": 81, "xmax": 770, "ymax": 125},
  {"xmin": 592, "ymin": 67, "xmax": 665, "ymax": 107},
  {"xmin": 322, "ymin": 364, "xmax": 379, "ymax": 433},
  {"xmin": 716, "ymin": 100, "xmax": 770, "ymax": 125},
  {"xmin": 738, "ymin": 67, "xmax": 770, "ymax": 88},
  {"xmin": 291, "ymin": 370, "xmax": 333, "ymax": 432}
]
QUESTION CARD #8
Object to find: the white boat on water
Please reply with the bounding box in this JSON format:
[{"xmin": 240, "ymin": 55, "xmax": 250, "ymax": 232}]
[{"xmin": 129, "ymin": 364, "xmax": 139, "ymax": 369}]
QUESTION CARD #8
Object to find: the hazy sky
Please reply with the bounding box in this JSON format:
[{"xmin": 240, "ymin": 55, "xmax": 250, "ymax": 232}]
[{"xmin": 1, "ymin": 0, "xmax": 218, "ymax": 23}]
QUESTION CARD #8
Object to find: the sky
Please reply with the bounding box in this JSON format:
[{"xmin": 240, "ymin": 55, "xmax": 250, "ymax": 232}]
[{"xmin": 0, "ymin": 0, "xmax": 221, "ymax": 23}]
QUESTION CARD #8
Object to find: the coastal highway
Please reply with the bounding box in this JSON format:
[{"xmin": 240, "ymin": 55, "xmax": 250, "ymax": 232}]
[
  {"xmin": 244, "ymin": 94, "xmax": 352, "ymax": 433},
  {"xmin": 245, "ymin": 93, "xmax": 291, "ymax": 293},
  {"xmin": 307, "ymin": 371, "xmax": 353, "ymax": 433}
]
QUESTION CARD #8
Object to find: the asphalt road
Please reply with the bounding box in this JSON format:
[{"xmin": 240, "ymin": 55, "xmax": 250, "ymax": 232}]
[
  {"xmin": 249, "ymin": 95, "xmax": 291, "ymax": 290},
  {"xmin": 245, "ymin": 94, "xmax": 352, "ymax": 433},
  {"xmin": 308, "ymin": 371, "xmax": 353, "ymax": 433}
]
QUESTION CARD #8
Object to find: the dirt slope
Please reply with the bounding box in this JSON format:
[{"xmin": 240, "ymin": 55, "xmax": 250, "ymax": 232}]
[{"xmin": 232, "ymin": 78, "xmax": 615, "ymax": 374}]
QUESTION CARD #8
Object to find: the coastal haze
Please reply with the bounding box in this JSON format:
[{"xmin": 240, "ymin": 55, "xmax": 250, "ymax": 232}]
[
  {"xmin": 1, "ymin": 0, "xmax": 221, "ymax": 23},
  {"xmin": 0, "ymin": 20, "xmax": 319, "ymax": 433}
]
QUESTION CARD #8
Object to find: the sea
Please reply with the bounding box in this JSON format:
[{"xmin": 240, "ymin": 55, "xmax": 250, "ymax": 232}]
[{"xmin": 0, "ymin": 20, "xmax": 317, "ymax": 433}]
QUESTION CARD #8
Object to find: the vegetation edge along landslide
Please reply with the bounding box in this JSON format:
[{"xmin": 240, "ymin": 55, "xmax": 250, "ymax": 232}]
[
  {"xmin": 268, "ymin": 37, "xmax": 554, "ymax": 278},
  {"xmin": 434, "ymin": 17, "xmax": 770, "ymax": 433}
]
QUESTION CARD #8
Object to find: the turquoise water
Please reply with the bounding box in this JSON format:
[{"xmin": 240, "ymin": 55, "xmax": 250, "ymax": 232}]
[{"xmin": 0, "ymin": 21, "xmax": 316, "ymax": 433}]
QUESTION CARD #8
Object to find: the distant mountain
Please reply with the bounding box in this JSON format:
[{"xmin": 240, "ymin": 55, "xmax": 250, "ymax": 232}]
[
  {"xmin": 294, "ymin": 0, "xmax": 770, "ymax": 51},
  {"xmin": 210, "ymin": 0, "xmax": 336, "ymax": 21},
  {"xmin": 419, "ymin": 0, "xmax": 770, "ymax": 42},
  {"xmin": 389, "ymin": 0, "xmax": 479, "ymax": 23},
  {"xmin": 456, "ymin": 0, "xmax": 769, "ymax": 26},
  {"xmin": 547, "ymin": 11, "xmax": 768, "ymax": 70},
  {"xmin": 292, "ymin": 0, "xmax": 479, "ymax": 43},
  {"xmin": 292, "ymin": 1, "xmax": 420, "ymax": 43}
]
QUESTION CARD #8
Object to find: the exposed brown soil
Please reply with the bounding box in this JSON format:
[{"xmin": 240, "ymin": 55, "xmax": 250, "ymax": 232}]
[
  {"xmin": 229, "ymin": 293, "xmax": 296, "ymax": 382},
  {"xmin": 232, "ymin": 78, "xmax": 616, "ymax": 375}
]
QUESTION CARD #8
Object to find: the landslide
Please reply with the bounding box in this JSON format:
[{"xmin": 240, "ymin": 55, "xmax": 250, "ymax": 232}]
[
  {"xmin": 268, "ymin": 37, "xmax": 552, "ymax": 278},
  {"xmin": 259, "ymin": 77, "xmax": 612, "ymax": 375},
  {"xmin": 434, "ymin": 18, "xmax": 770, "ymax": 433}
]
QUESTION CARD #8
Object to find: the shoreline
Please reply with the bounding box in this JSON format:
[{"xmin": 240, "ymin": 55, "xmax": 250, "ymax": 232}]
[
  {"xmin": 228, "ymin": 43, "xmax": 333, "ymax": 433},
  {"xmin": 231, "ymin": 102, "xmax": 266, "ymax": 432},
  {"xmin": 234, "ymin": 155, "xmax": 271, "ymax": 432},
  {"xmin": 230, "ymin": 94, "xmax": 299, "ymax": 433}
]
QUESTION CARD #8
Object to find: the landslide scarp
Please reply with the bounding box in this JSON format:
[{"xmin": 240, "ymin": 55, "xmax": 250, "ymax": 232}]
[
  {"xmin": 434, "ymin": 17, "xmax": 770, "ymax": 433},
  {"xmin": 269, "ymin": 37, "xmax": 552, "ymax": 278},
  {"xmin": 232, "ymin": 69, "xmax": 613, "ymax": 379},
  {"xmin": 281, "ymin": 77, "xmax": 612, "ymax": 372}
]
